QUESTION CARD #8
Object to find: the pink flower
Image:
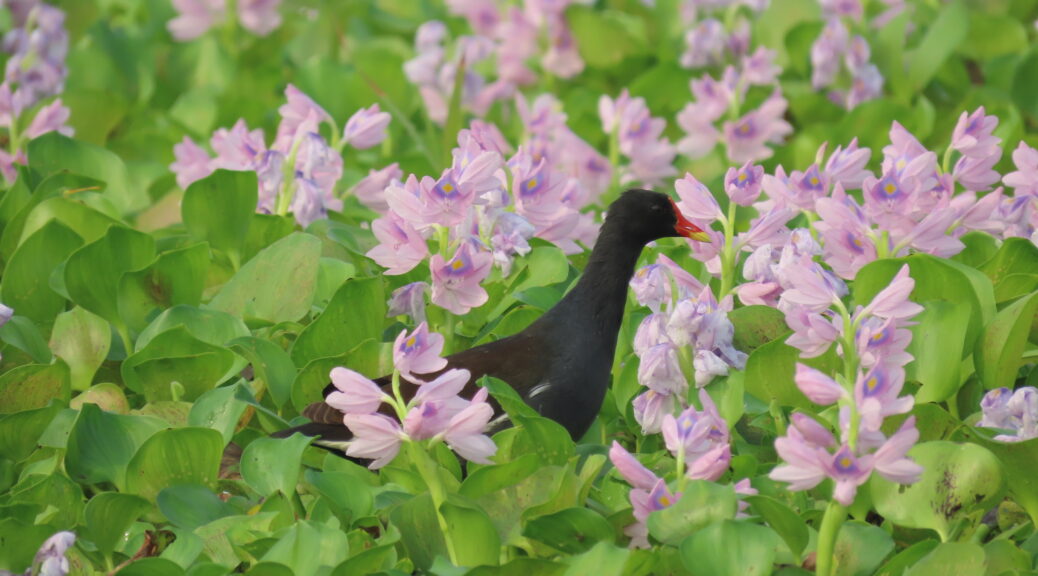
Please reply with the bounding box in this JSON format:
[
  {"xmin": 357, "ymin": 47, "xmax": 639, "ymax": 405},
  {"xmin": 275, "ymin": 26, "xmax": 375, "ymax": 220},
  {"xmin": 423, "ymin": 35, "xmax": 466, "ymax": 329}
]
[
  {"xmin": 686, "ymin": 443, "xmax": 731, "ymax": 481},
  {"xmin": 675, "ymin": 173, "xmax": 723, "ymax": 222},
  {"xmin": 855, "ymin": 365, "xmax": 913, "ymax": 431},
  {"xmin": 393, "ymin": 322, "xmax": 448, "ymax": 381},
  {"xmin": 661, "ymin": 389, "xmax": 729, "ymax": 462},
  {"xmin": 870, "ymin": 417, "xmax": 923, "ymax": 484},
  {"xmin": 327, "ymin": 367, "xmax": 390, "ymax": 415},
  {"xmin": 274, "ymin": 85, "xmax": 331, "ymax": 152},
  {"xmin": 237, "ymin": 0, "xmax": 282, "ymax": 36},
  {"xmin": 343, "ymin": 104, "xmax": 392, "ymax": 149},
  {"xmin": 170, "ymin": 136, "xmax": 213, "ymax": 190},
  {"xmin": 723, "ymin": 91, "xmax": 792, "ymax": 163},
  {"xmin": 609, "ymin": 441, "xmax": 660, "ymax": 490},
  {"xmin": 822, "ymin": 138, "xmax": 872, "ymax": 190},
  {"xmin": 24, "ymin": 98, "xmax": 72, "ymax": 139},
  {"xmin": 784, "ymin": 305, "xmax": 840, "ymax": 358},
  {"xmin": 1003, "ymin": 142, "xmax": 1038, "ymax": 198},
  {"xmin": 724, "ymin": 162, "xmax": 764, "ymax": 206},
  {"xmin": 631, "ymin": 264, "xmax": 672, "ymax": 312},
  {"xmin": 859, "ymin": 264, "xmax": 922, "ymax": 321},
  {"xmin": 632, "ymin": 389, "xmax": 677, "ymax": 434},
  {"xmin": 951, "ymin": 107, "xmax": 1000, "ymax": 159},
  {"xmin": 638, "ymin": 343, "xmax": 687, "ymax": 395},
  {"xmin": 168, "ymin": 0, "xmax": 224, "ymax": 41},
  {"xmin": 343, "ymin": 413, "xmax": 406, "ymax": 469},
  {"xmin": 430, "ymin": 242, "xmax": 493, "ymax": 315},
  {"xmin": 441, "ymin": 388, "xmax": 497, "ymax": 464},
  {"xmin": 353, "ymin": 163, "xmax": 402, "ymax": 213},
  {"xmin": 387, "ymin": 282, "xmax": 429, "ymax": 323},
  {"xmin": 367, "ymin": 214, "xmax": 429, "ymax": 275},
  {"xmin": 770, "ymin": 414, "xmax": 834, "ymax": 491},
  {"xmin": 795, "ymin": 363, "xmax": 847, "ymax": 405}
]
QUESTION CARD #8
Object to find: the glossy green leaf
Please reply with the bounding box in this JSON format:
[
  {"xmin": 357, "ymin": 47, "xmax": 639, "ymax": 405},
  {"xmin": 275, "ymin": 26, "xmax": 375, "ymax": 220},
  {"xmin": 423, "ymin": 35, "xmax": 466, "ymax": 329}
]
[
  {"xmin": 963, "ymin": 429, "xmax": 1038, "ymax": 526},
  {"xmin": 978, "ymin": 237, "xmax": 1038, "ymax": 302},
  {"xmin": 833, "ymin": 522, "xmax": 894, "ymax": 576},
  {"xmin": 157, "ymin": 484, "xmax": 234, "ymax": 530},
  {"xmin": 49, "ymin": 306, "xmax": 110, "ymax": 391},
  {"xmin": 18, "ymin": 191, "xmax": 120, "ymax": 248},
  {"xmin": 240, "ymin": 434, "xmax": 311, "ymax": 497},
  {"xmin": 647, "ymin": 480, "xmax": 736, "ymax": 546},
  {"xmin": 460, "ymin": 453, "xmax": 541, "ymax": 499},
  {"xmin": 84, "ymin": 492, "xmax": 150, "ymax": 557},
  {"xmin": 290, "ymin": 276, "xmax": 385, "ymax": 367},
  {"xmin": 70, "ymin": 382, "xmax": 129, "ymax": 414},
  {"xmin": 0, "ymin": 315, "xmax": 53, "ymax": 363},
  {"xmin": 8, "ymin": 472, "xmax": 84, "ymax": 530},
  {"xmin": 0, "ymin": 403, "xmax": 61, "ymax": 462},
  {"xmin": 512, "ymin": 414, "xmax": 575, "ymax": 467},
  {"xmin": 188, "ymin": 383, "xmax": 248, "ymax": 444},
  {"xmin": 290, "ymin": 339, "xmax": 381, "ymax": 412},
  {"xmin": 259, "ymin": 521, "xmax": 350, "ymax": 575},
  {"xmin": 870, "ymin": 441, "xmax": 1004, "ymax": 540},
  {"xmin": 902, "ymin": 542, "xmax": 985, "ymax": 576},
  {"xmin": 975, "ymin": 290, "xmax": 1038, "ymax": 390},
  {"xmin": 122, "ymin": 326, "xmax": 240, "ymax": 402},
  {"xmin": 744, "ymin": 495, "xmax": 809, "ymax": 560},
  {"xmin": 569, "ymin": 7, "xmax": 646, "ymax": 69},
  {"xmin": 65, "ymin": 404, "xmax": 165, "ymax": 489},
  {"xmin": 729, "ymin": 305, "xmax": 790, "ymax": 355},
  {"xmin": 389, "ymin": 492, "xmax": 446, "ymax": 571},
  {"xmin": 441, "ymin": 498, "xmax": 501, "ymax": 566},
  {"xmin": 227, "ymin": 336, "xmax": 296, "ymax": 409},
  {"xmin": 906, "ymin": 0, "xmax": 968, "ymax": 93},
  {"xmin": 64, "ymin": 225, "xmax": 156, "ymax": 328},
  {"xmin": 523, "ymin": 507, "xmax": 614, "ymax": 554},
  {"xmin": 27, "ymin": 132, "xmax": 143, "ymax": 214},
  {"xmin": 124, "ymin": 427, "xmax": 223, "ymax": 501},
  {"xmin": 0, "ymin": 363, "xmax": 70, "ymax": 414},
  {"xmin": 908, "ymin": 300, "xmax": 971, "ymax": 403},
  {"xmin": 115, "ymin": 558, "xmax": 186, "ymax": 576},
  {"xmin": 209, "ymin": 232, "xmax": 321, "ymax": 324},
  {"xmin": 874, "ymin": 540, "xmax": 940, "ymax": 576},
  {"xmin": 0, "ymin": 220, "xmax": 83, "ymax": 322},
  {"xmin": 679, "ymin": 520, "xmax": 780, "ymax": 576},
  {"xmin": 304, "ymin": 465, "xmax": 376, "ymax": 525},
  {"xmin": 119, "ymin": 242, "xmax": 211, "ymax": 333},
  {"xmin": 181, "ymin": 170, "xmax": 257, "ymax": 269},
  {"xmin": 135, "ymin": 305, "xmax": 250, "ymax": 351}
]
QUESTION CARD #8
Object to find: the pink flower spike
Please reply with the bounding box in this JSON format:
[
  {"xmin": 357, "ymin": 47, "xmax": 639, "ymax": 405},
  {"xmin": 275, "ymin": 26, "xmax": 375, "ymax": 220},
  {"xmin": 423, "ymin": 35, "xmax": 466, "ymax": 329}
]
[
  {"xmin": 441, "ymin": 388, "xmax": 497, "ymax": 464},
  {"xmin": 343, "ymin": 104, "xmax": 392, "ymax": 149},
  {"xmin": 860, "ymin": 264, "xmax": 923, "ymax": 321},
  {"xmin": 430, "ymin": 242, "xmax": 493, "ymax": 315},
  {"xmin": 327, "ymin": 367, "xmax": 389, "ymax": 415},
  {"xmin": 387, "ymin": 281, "xmax": 429, "ymax": 323},
  {"xmin": 609, "ymin": 441, "xmax": 660, "ymax": 490},
  {"xmin": 724, "ymin": 162, "xmax": 764, "ymax": 206},
  {"xmin": 238, "ymin": 0, "xmax": 282, "ymax": 36},
  {"xmin": 795, "ymin": 363, "xmax": 846, "ymax": 405},
  {"xmin": 686, "ymin": 443, "xmax": 731, "ymax": 482},
  {"xmin": 393, "ymin": 322, "xmax": 447, "ymax": 381},
  {"xmin": 170, "ymin": 136, "xmax": 213, "ymax": 190},
  {"xmin": 275, "ymin": 84, "xmax": 332, "ymax": 151},
  {"xmin": 632, "ymin": 389, "xmax": 676, "ymax": 434},
  {"xmin": 168, "ymin": 0, "xmax": 224, "ymax": 41},
  {"xmin": 25, "ymin": 99, "xmax": 73, "ymax": 139},
  {"xmin": 872, "ymin": 417, "xmax": 923, "ymax": 484},
  {"xmin": 354, "ymin": 163, "xmax": 403, "ymax": 213},
  {"xmin": 827, "ymin": 445, "xmax": 872, "ymax": 506},
  {"xmin": 951, "ymin": 107, "xmax": 1000, "ymax": 159},
  {"xmin": 343, "ymin": 413, "xmax": 405, "ymax": 469},
  {"xmin": 366, "ymin": 214, "xmax": 429, "ymax": 275}
]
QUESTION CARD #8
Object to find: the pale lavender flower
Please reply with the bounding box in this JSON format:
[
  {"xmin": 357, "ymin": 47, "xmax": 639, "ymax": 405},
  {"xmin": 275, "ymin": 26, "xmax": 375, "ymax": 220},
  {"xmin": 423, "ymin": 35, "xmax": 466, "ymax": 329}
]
[
  {"xmin": 811, "ymin": 19, "xmax": 848, "ymax": 89},
  {"xmin": 543, "ymin": 25, "xmax": 584, "ymax": 78},
  {"xmin": 168, "ymin": 0, "xmax": 224, "ymax": 41},
  {"xmin": 430, "ymin": 242, "xmax": 493, "ymax": 314},
  {"xmin": 237, "ymin": 0, "xmax": 282, "ymax": 36},
  {"xmin": 741, "ymin": 47, "xmax": 781, "ymax": 86},
  {"xmin": 978, "ymin": 387, "xmax": 1038, "ymax": 441},
  {"xmin": 1003, "ymin": 142, "xmax": 1038, "ymax": 198},
  {"xmin": 387, "ymin": 282, "xmax": 429, "ymax": 323},
  {"xmin": 342, "ymin": 104, "xmax": 391, "ymax": 149},
  {"xmin": 4, "ymin": 1, "xmax": 68, "ymax": 105},
  {"xmin": 661, "ymin": 389, "xmax": 729, "ymax": 461},
  {"xmin": 954, "ymin": 152, "xmax": 1002, "ymax": 193},
  {"xmin": 795, "ymin": 363, "xmax": 847, "ymax": 405},
  {"xmin": 633, "ymin": 389, "xmax": 677, "ymax": 434},
  {"xmin": 821, "ymin": 0, "xmax": 863, "ymax": 19},
  {"xmin": 274, "ymin": 84, "xmax": 331, "ymax": 152},
  {"xmin": 770, "ymin": 414, "xmax": 834, "ymax": 490},
  {"xmin": 0, "ymin": 303, "xmax": 12, "ymax": 327},
  {"xmin": 724, "ymin": 162, "xmax": 764, "ymax": 206},
  {"xmin": 870, "ymin": 417, "xmax": 923, "ymax": 484},
  {"xmin": 634, "ymin": 313, "xmax": 672, "ymax": 356},
  {"xmin": 24, "ymin": 98, "xmax": 72, "ymax": 139},
  {"xmin": 842, "ymin": 63, "xmax": 884, "ymax": 109},
  {"xmin": 855, "ymin": 365, "xmax": 913, "ymax": 431},
  {"xmin": 19, "ymin": 531, "xmax": 76, "ymax": 576},
  {"xmin": 855, "ymin": 316, "xmax": 914, "ymax": 370},
  {"xmin": 814, "ymin": 190, "xmax": 877, "ymax": 279},
  {"xmin": 440, "ymin": 387, "xmax": 497, "ymax": 463},
  {"xmin": 978, "ymin": 388, "xmax": 1014, "ymax": 430},
  {"xmin": 723, "ymin": 91, "xmax": 792, "ymax": 163},
  {"xmin": 784, "ymin": 305, "xmax": 841, "ymax": 358},
  {"xmin": 858, "ymin": 264, "xmax": 922, "ymax": 320},
  {"xmin": 353, "ymin": 163, "xmax": 403, "ymax": 213},
  {"xmin": 326, "ymin": 367, "xmax": 391, "ymax": 415},
  {"xmin": 343, "ymin": 413, "xmax": 405, "ymax": 468},
  {"xmin": 822, "ymin": 138, "xmax": 872, "ymax": 189},
  {"xmin": 681, "ymin": 18, "xmax": 727, "ymax": 68},
  {"xmin": 170, "ymin": 137, "xmax": 213, "ymax": 190},
  {"xmin": 951, "ymin": 107, "xmax": 1000, "ymax": 159},
  {"xmin": 675, "ymin": 173, "xmax": 723, "ymax": 223},
  {"xmin": 685, "ymin": 443, "xmax": 731, "ymax": 481},
  {"xmin": 631, "ymin": 264, "xmax": 672, "ymax": 312},
  {"xmin": 638, "ymin": 343, "xmax": 687, "ymax": 395},
  {"xmin": 489, "ymin": 212, "xmax": 535, "ymax": 275},
  {"xmin": 736, "ymin": 245, "xmax": 782, "ymax": 307},
  {"xmin": 393, "ymin": 322, "xmax": 448, "ymax": 381},
  {"xmin": 609, "ymin": 440, "xmax": 659, "ymax": 490},
  {"xmin": 827, "ymin": 444, "xmax": 871, "ymax": 505},
  {"xmin": 778, "ymin": 258, "xmax": 847, "ymax": 313}
]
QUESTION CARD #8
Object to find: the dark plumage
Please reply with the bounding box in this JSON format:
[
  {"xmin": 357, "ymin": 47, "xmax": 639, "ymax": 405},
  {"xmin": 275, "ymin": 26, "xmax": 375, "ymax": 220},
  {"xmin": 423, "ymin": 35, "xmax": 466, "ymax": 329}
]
[{"xmin": 275, "ymin": 189, "xmax": 708, "ymax": 451}]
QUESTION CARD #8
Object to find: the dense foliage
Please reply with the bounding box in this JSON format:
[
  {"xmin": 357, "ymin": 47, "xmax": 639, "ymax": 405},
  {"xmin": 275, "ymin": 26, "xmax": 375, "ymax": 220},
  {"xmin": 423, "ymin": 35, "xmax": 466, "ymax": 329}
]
[{"xmin": 2, "ymin": 0, "xmax": 1038, "ymax": 574}]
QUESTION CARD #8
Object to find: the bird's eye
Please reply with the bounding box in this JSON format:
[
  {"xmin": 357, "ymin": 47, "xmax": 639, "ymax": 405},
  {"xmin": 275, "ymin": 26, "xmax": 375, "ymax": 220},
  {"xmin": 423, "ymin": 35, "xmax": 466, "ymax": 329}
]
[{"xmin": 650, "ymin": 204, "xmax": 662, "ymax": 212}]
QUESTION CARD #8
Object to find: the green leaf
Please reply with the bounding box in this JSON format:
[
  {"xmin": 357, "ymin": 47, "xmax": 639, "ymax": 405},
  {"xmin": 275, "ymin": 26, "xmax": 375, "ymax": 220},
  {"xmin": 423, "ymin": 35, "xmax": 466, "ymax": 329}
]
[
  {"xmin": 84, "ymin": 492, "xmax": 151, "ymax": 557},
  {"xmin": 290, "ymin": 276, "xmax": 385, "ymax": 367},
  {"xmin": 679, "ymin": 520, "xmax": 780, "ymax": 576},
  {"xmin": 0, "ymin": 518, "xmax": 62, "ymax": 574},
  {"xmin": 744, "ymin": 495, "xmax": 809, "ymax": 560},
  {"xmin": 870, "ymin": 441, "xmax": 1004, "ymax": 540},
  {"xmin": 240, "ymin": 434, "xmax": 311, "ymax": 497},
  {"xmin": 833, "ymin": 522, "xmax": 894, "ymax": 576},
  {"xmin": 0, "ymin": 363, "xmax": 70, "ymax": 414},
  {"xmin": 908, "ymin": 300, "xmax": 971, "ymax": 403},
  {"xmin": 390, "ymin": 492, "xmax": 447, "ymax": 571},
  {"xmin": 27, "ymin": 132, "xmax": 143, "ymax": 214},
  {"xmin": 729, "ymin": 305, "xmax": 790, "ymax": 355},
  {"xmin": 441, "ymin": 498, "xmax": 501, "ymax": 566},
  {"xmin": 460, "ymin": 454, "xmax": 541, "ymax": 499},
  {"xmin": 482, "ymin": 376, "xmax": 539, "ymax": 421},
  {"xmin": 960, "ymin": 13, "xmax": 1028, "ymax": 60},
  {"xmin": 906, "ymin": 0, "xmax": 969, "ymax": 93},
  {"xmin": 188, "ymin": 383, "xmax": 248, "ymax": 444},
  {"xmin": 874, "ymin": 540, "xmax": 939, "ymax": 576},
  {"xmin": 115, "ymin": 558, "xmax": 186, "ymax": 576},
  {"xmin": 209, "ymin": 232, "xmax": 322, "ymax": 324},
  {"xmin": 260, "ymin": 521, "xmax": 350, "ymax": 575},
  {"xmin": 744, "ymin": 337, "xmax": 839, "ymax": 409},
  {"xmin": 65, "ymin": 404, "xmax": 165, "ymax": 489},
  {"xmin": 523, "ymin": 507, "xmax": 614, "ymax": 554},
  {"xmin": 962, "ymin": 429, "xmax": 1038, "ymax": 526},
  {"xmin": 569, "ymin": 7, "xmax": 646, "ymax": 69},
  {"xmin": 512, "ymin": 414, "xmax": 575, "ymax": 467},
  {"xmin": 65, "ymin": 225, "xmax": 156, "ymax": 330},
  {"xmin": 902, "ymin": 542, "xmax": 985, "ymax": 576},
  {"xmin": 124, "ymin": 427, "xmax": 223, "ymax": 501},
  {"xmin": 647, "ymin": 480, "xmax": 736, "ymax": 546},
  {"xmin": 564, "ymin": 541, "xmax": 629, "ymax": 576},
  {"xmin": 135, "ymin": 305, "xmax": 250, "ymax": 351},
  {"xmin": 290, "ymin": 339, "xmax": 381, "ymax": 412},
  {"xmin": 181, "ymin": 170, "xmax": 258, "ymax": 269},
  {"xmin": 157, "ymin": 484, "xmax": 234, "ymax": 530},
  {"xmin": 951, "ymin": 231, "xmax": 998, "ymax": 269},
  {"xmin": 975, "ymin": 291, "xmax": 1038, "ymax": 390},
  {"xmin": 122, "ymin": 326, "xmax": 241, "ymax": 402},
  {"xmin": 304, "ymin": 465, "xmax": 376, "ymax": 525},
  {"xmin": 978, "ymin": 237, "xmax": 1038, "ymax": 302},
  {"xmin": 0, "ymin": 220, "xmax": 83, "ymax": 322},
  {"xmin": 119, "ymin": 242, "xmax": 211, "ymax": 333},
  {"xmin": 227, "ymin": 336, "xmax": 297, "ymax": 409},
  {"xmin": 0, "ymin": 315, "xmax": 53, "ymax": 363},
  {"xmin": 1012, "ymin": 47, "xmax": 1038, "ymax": 120},
  {"xmin": 49, "ymin": 306, "xmax": 110, "ymax": 391},
  {"xmin": 70, "ymin": 382, "xmax": 129, "ymax": 414},
  {"xmin": 0, "ymin": 403, "xmax": 61, "ymax": 462}
]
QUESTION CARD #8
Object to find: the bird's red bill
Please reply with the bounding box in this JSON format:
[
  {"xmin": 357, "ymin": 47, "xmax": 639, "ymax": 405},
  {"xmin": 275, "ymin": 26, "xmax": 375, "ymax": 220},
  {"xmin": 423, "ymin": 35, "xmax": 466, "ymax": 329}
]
[{"xmin": 670, "ymin": 198, "xmax": 711, "ymax": 242}]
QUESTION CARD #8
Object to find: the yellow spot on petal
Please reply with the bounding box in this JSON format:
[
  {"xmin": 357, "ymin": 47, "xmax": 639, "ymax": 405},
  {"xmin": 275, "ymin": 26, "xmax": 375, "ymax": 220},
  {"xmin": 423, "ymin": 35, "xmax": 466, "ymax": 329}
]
[
  {"xmin": 442, "ymin": 183, "xmax": 455, "ymax": 193},
  {"xmin": 883, "ymin": 183, "xmax": 897, "ymax": 195},
  {"xmin": 451, "ymin": 259, "xmax": 465, "ymax": 271},
  {"xmin": 406, "ymin": 336, "xmax": 416, "ymax": 347},
  {"xmin": 810, "ymin": 176, "xmax": 819, "ymax": 186},
  {"xmin": 737, "ymin": 172, "xmax": 748, "ymax": 183},
  {"xmin": 658, "ymin": 496, "xmax": 671, "ymax": 507},
  {"xmin": 839, "ymin": 456, "xmax": 852, "ymax": 468},
  {"xmin": 867, "ymin": 377, "xmax": 878, "ymax": 391}
]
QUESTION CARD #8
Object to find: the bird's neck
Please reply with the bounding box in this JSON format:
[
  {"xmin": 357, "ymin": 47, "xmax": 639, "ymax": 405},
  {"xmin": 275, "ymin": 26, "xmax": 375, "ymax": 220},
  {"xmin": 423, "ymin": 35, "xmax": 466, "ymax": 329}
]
[{"xmin": 551, "ymin": 227, "xmax": 644, "ymax": 341}]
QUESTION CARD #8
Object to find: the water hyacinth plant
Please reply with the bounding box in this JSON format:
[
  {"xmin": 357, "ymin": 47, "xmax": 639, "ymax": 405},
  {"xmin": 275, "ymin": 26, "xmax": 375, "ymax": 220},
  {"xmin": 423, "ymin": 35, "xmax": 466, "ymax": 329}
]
[{"xmin": 2, "ymin": 0, "xmax": 1038, "ymax": 575}]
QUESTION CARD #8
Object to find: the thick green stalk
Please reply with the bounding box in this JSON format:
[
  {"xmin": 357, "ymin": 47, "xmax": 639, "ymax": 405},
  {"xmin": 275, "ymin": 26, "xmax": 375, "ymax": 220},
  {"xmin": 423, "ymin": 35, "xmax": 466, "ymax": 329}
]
[
  {"xmin": 815, "ymin": 501, "xmax": 847, "ymax": 576},
  {"xmin": 718, "ymin": 201, "xmax": 739, "ymax": 298},
  {"xmin": 407, "ymin": 442, "xmax": 461, "ymax": 566}
]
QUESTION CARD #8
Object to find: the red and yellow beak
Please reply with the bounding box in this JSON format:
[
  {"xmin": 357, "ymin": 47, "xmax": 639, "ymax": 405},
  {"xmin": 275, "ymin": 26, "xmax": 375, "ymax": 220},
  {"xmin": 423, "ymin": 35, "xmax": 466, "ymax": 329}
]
[{"xmin": 670, "ymin": 198, "xmax": 711, "ymax": 242}]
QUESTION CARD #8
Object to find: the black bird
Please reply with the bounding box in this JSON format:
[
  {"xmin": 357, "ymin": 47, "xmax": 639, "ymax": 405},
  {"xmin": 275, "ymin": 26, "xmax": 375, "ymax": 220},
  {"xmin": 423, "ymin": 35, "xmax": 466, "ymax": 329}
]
[{"xmin": 276, "ymin": 189, "xmax": 709, "ymax": 450}]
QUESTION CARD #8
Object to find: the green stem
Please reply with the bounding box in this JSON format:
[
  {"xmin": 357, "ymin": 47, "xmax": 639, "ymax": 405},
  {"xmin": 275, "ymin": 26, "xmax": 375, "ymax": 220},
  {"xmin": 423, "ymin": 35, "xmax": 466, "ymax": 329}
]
[
  {"xmin": 443, "ymin": 314, "xmax": 456, "ymax": 356},
  {"xmin": 675, "ymin": 444, "xmax": 687, "ymax": 494},
  {"xmin": 389, "ymin": 369, "xmax": 409, "ymax": 420},
  {"xmin": 718, "ymin": 201, "xmax": 739, "ymax": 298},
  {"xmin": 769, "ymin": 399, "xmax": 787, "ymax": 437},
  {"xmin": 835, "ymin": 301, "xmax": 861, "ymax": 451},
  {"xmin": 275, "ymin": 135, "xmax": 305, "ymax": 216},
  {"xmin": 407, "ymin": 441, "xmax": 461, "ymax": 566},
  {"xmin": 941, "ymin": 145, "xmax": 955, "ymax": 175},
  {"xmin": 815, "ymin": 501, "xmax": 847, "ymax": 576},
  {"xmin": 438, "ymin": 225, "xmax": 452, "ymax": 258}
]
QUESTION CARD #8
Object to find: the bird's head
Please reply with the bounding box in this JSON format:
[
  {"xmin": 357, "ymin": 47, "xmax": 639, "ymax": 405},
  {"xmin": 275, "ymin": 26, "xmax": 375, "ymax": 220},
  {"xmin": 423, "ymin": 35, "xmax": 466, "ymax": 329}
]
[{"xmin": 606, "ymin": 189, "xmax": 711, "ymax": 244}]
